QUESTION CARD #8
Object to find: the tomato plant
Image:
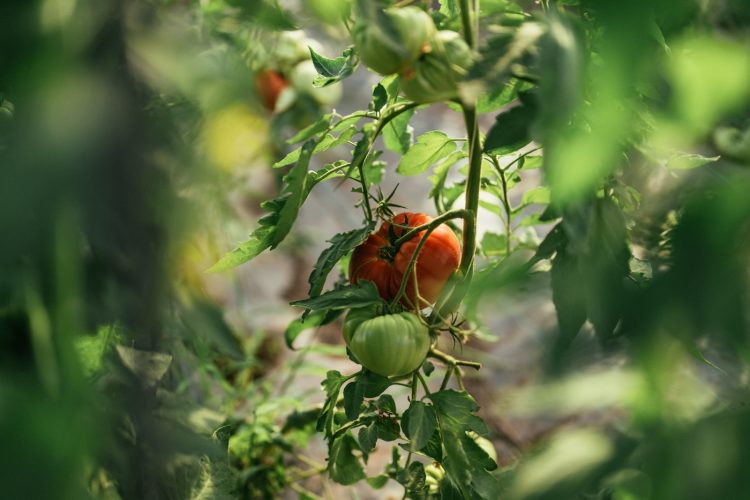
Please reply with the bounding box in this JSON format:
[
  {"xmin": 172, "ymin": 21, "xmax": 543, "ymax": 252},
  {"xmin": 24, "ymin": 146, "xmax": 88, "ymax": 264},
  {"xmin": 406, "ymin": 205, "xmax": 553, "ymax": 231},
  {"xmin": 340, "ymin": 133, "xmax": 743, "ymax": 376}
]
[
  {"xmin": 6, "ymin": 0, "xmax": 750, "ymax": 498},
  {"xmin": 349, "ymin": 212, "xmax": 461, "ymax": 308}
]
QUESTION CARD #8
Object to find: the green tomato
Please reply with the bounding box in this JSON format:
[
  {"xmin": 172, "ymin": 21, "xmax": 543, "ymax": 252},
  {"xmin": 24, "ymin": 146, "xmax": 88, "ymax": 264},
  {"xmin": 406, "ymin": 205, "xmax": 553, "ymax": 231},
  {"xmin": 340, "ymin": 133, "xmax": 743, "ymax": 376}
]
[
  {"xmin": 346, "ymin": 312, "xmax": 430, "ymax": 377},
  {"xmin": 424, "ymin": 463, "xmax": 445, "ymax": 494},
  {"xmin": 274, "ymin": 31, "xmax": 321, "ymax": 71},
  {"xmin": 400, "ymin": 30, "xmax": 473, "ymax": 103},
  {"xmin": 352, "ymin": 6, "xmax": 436, "ymax": 75},
  {"xmin": 343, "ymin": 306, "xmax": 379, "ymax": 345},
  {"xmin": 289, "ymin": 60, "xmax": 342, "ymax": 105}
]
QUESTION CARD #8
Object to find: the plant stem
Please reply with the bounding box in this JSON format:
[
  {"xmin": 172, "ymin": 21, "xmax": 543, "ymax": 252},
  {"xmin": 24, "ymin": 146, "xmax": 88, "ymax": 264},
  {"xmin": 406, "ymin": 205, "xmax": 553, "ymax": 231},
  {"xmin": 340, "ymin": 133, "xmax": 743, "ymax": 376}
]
[
  {"xmin": 392, "ymin": 209, "xmax": 472, "ymax": 247},
  {"xmin": 429, "ymin": 347, "xmax": 482, "ymax": 370},
  {"xmin": 440, "ymin": 365, "xmax": 453, "ymax": 391}
]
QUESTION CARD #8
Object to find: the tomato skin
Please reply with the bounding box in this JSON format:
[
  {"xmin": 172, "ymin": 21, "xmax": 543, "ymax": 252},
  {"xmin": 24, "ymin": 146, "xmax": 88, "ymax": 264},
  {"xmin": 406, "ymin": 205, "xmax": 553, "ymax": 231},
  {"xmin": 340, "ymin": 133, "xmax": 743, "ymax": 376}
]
[
  {"xmin": 400, "ymin": 30, "xmax": 473, "ymax": 103},
  {"xmin": 342, "ymin": 306, "xmax": 379, "ymax": 345},
  {"xmin": 353, "ymin": 6, "xmax": 436, "ymax": 75},
  {"xmin": 346, "ymin": 312, "xmax": 430, "ymax": 377},
  {"xmin": 255, "ymin": 69, "xmax": 288, "ymax": 111},
  {"xmin": 349, "ymin": 212, "xmax": 461, "ymax": 307}
]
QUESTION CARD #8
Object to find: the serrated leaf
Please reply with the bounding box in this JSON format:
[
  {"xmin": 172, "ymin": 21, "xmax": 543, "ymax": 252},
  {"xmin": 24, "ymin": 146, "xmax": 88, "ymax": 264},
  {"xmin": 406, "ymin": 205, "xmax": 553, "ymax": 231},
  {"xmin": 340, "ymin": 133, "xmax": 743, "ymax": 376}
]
[
  {"xmin": 210, "ymin": 141, "xmax": 317, "ymax": 272},
  {"xmin": 291, "ymin": 281, "xmax": 384, "ymax": 314},
  {"xmin": 328, "ymin": 434, "xmax": 366, "ymax": 485},
  {"xmin": 401, "ymin": 401, "xmax": 437, "ymax": 452},
  {"xmin": 308, "ymin": 225, "xmax": 374, "ymax": 298},
  {"xmin": 397, "ymin": 131, "xmax": 457, "ymax": 176},
  {"xmin": 310, "ymin": 47, "xmax": 357, "ymax": 87}
]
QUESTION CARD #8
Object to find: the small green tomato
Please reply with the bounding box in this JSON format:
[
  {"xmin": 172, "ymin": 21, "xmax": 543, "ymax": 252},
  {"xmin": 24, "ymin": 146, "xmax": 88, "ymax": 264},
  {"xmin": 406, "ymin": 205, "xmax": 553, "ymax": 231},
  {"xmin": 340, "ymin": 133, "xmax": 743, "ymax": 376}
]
[{"xmin": 346, "ymin": 312, "xmax": 430, "ymax": 377}]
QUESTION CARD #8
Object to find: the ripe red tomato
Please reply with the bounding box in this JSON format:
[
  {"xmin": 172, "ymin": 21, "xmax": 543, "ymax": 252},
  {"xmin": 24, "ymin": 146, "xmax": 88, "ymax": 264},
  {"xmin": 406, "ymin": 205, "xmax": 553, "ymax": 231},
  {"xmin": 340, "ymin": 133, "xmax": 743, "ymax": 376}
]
[
  {"xmin": 349, "ymin": 212, "xmax": 461, "ymax": 307},
  {"xmin": 255, "ymin": 69, "xmax": 288, "ymax": 111}
]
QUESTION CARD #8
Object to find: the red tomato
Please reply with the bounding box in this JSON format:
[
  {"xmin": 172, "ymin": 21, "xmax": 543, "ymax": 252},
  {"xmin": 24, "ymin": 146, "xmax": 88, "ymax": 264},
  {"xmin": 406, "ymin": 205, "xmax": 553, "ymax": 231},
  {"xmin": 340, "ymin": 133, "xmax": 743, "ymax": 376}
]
[
  {"xmin": 255, "ymin": 69, "xmax": 288, "ymax": 111},
  {"xmin": 349, "ymin": 212, "xmax": 461, "ymax": 307}
]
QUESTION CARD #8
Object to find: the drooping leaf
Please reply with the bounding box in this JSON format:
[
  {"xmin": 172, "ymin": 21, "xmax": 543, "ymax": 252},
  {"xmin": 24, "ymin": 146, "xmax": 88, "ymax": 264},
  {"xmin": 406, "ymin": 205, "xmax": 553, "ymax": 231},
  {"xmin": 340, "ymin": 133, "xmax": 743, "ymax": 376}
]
[
  {"xmin": 291, "ymin": 280, "xmax": 384, "ymax": 314},
  {"xmin": 308, "ymin": 225, "xmax": 375, "ymax": 298},
  {"xmin": 210, "ymin": 140, "xmax": 317, "ymax": 272},
  {"xmin": 328, "ymin": 434, "xmax": 366, "ymax": 485},
  {"xmin": 484, "ymin": 97, "xmax": 537, "ymax": 155}
]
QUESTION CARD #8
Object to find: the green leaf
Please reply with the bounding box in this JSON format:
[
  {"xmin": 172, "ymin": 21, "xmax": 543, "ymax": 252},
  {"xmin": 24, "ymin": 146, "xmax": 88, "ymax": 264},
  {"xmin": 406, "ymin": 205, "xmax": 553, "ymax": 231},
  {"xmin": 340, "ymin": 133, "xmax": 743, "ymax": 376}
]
[
  {"xmin": 375, "ymin": 394, "xmax": 397, "ymax": 414},
  {"xmin": 383, "ymin": 107, "xmax": 416, "ymax": 154},
  {"xmin": 285, "ymin": 309, "xmax": 342, "ymax": 349},
  {"xmin": 343, "ymin": 380, "xmax": 365, "ymax": 421},
  {"xmin": 358, "ymin": 423, "xmax": 379, "ymax": 455},
  {"xmin": 430, "ymin": 390, "xmax": 493, "ymax": 496},
  {"xmin": 397, "ymin": 131, "xmax": 457, "ymax": 176},
  {"xmin": 371, "ymin": 83, "xmax": 388, "ymax": 112},
  {"xmin": 550, "ymin": 242, "xmax": 587, "ymax": 350},
  {"xmin": 401, "ymin": 401, "xmax": 437, "ymax": 451},
  {"xmin": 359, "ymin": 371, "xmax": 392, "ymax": 397},
  {"xmin": 374, "ymin": 417, "xmax": 401, "ymax": 441},
  {"xmin": 480, "ymin": 232, "xmax": 509, "ymax": 257},
  {"xmin": 310, "ymin": 47, "xmax": 358, "ymax": 87},
  {"xmin": 367, "ymin": 474, "xmax": 389, "ymax": 489},
  {"xmin": 317, "ymin": 370, "xmax": 346, "ymax": 435},
  {"xmin": 665, "ymin": 152, "xmax": 720, "ymax": 170},
  {"xmin": 286, "ymin": 113, "xmax": 333, "ymax": 144},
  {"xmin": 210, "ymin": 141, "xmax": 317, "ymax": 272},
  {"xmin": 328, "ymin": 434, "xmax": 366, "ymax": 485},
  {"xmin": 308, "ymin": 225, "xmax": 374, "ymax": 298},
  {"xmin": 291, "ymin": 280, "xmax": 384, "ymax": 313},
  {"xmin": 274, "ymin": 127, "xmax": 358, "ymax": 168},
  {"xmin": 517, "ymin": 186, "xmax": 551, "ymax": 209},
  {"xmin": 484, "ymin": 98, "xmax": 537, "ymax": 155}
]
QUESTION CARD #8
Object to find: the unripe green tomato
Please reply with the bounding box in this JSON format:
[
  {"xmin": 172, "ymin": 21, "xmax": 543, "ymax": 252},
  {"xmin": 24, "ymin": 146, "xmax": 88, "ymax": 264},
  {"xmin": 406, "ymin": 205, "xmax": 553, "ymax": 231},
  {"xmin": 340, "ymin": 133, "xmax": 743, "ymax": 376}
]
[
  {"xmin": 424, "ymin": 463, "xmax": 445, "ymax": 494},
  {"xmin": 346, "ymin": 312, "xmax": 430, "ymax": 377},
  {"xmin": 400, "ymin": 30, "xmax": 473, "ymax": 103},
  {"xmin": 343, "ymin": 306, "xmax": 379, "ymax": 345},
  {"xmin": 289, "ymin": 60, "xmax": 342, "ymax": 105},
  {"xmin": 467, "ymin": 431, "xmax": 498, "ymax": 463},
  {"xmin": 275, "ymin": 31, "xmax": 321, "ymax": 70},
  {"xmin": 352, "ymin": 6, "xmax": 436, "ymax": 75}
]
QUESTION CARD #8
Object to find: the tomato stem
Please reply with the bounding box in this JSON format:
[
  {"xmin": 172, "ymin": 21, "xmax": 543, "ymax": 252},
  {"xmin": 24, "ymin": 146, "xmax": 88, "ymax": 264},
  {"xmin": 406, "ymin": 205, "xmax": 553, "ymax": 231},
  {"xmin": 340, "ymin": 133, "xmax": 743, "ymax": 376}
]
[
  {"xmin": 391, "ymin": 208, "xmax": 471, "ymax": 248},
  {"xmin": 428, "ymin": 347, "xmax": 482, "ymax": 370}
]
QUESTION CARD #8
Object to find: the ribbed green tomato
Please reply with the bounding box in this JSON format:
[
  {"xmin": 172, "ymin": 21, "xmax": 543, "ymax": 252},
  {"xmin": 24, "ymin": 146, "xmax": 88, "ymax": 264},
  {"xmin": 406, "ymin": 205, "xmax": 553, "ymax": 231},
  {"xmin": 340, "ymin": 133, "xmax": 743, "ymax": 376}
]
[
  {"xmin": 346, "ymin": 312, "xmax": 430, "ymax": 377},
  {"xmin": 342, "ymin": 306, "xmax": 379, "ymax": 345},
  {"xmin": 400, "ymin": 30, "xmax": 473, "ymax": 103},
  {"xmin": 424, "ymin": 463, "xmax": 445, "ymax": 494},
  {"xmin": 352, "ymin": 6, "xmax": 436, "ymax": 75}
]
